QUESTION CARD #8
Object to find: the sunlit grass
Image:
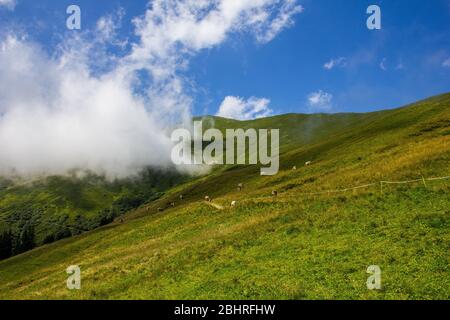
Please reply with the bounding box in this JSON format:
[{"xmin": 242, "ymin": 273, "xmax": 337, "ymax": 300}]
[{"xmin": 0, "ymin": 93, "xmax": 449, "ymax": 300}]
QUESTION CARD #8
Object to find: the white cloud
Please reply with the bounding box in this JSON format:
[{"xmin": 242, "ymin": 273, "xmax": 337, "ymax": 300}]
[
  {"xmin": 216, "ymin": 96, "xmax": 273, "ymax": 120},
  {"xmin": 443, "ymin": 58, "xmax": 450, "ymax": 68},
  {"xmin": 0, "ymin": 0, "xmax": 300, "ymax": 178},
  {"xmin": 0, "ymin": 0, "xmax": 15, "ymax": 10},
  {"xmin": 323, "ymin": 57, "xmax": 347, "ymax": 70},
  {"xmin": 0, "ymin": 36, "xmax": 172, "ymax": 179},
  {"xmin": 307, "ymin": 90, "xmax": 333, "ymax": 112},
  {"xmin": 379, "ymin": 57, "xmax": 387, "ymax": 71},
  {"xmin": 256, "ymin": 0, "xmax": 304, "ymax": 43},
  {"xmin": 128, "ymin": 0, "xmax": 303, "ymax": 63},
  {"xmin": 96, "ymin": 8, "xmax": 126, "ymax": 45}
]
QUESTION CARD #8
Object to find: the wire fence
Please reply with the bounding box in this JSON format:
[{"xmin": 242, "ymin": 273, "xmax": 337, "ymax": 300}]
[
  {"xmin": 205, "ymin": 175, "xmax": 450, "ymax": 209},
  {"xmin": 279, "ymin": 175, "xmax": 450, "ymax": 198}
]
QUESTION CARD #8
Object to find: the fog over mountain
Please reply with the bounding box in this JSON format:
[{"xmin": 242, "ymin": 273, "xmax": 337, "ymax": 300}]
[{"xmin": 0, "ymin": 0, "xmax": 302, "ymax": 179}]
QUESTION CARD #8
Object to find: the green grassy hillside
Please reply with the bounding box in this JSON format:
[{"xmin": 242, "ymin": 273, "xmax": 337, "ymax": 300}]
[{"xmin": 0, "ymin": 93, "xmax": 449, "ymax": 299}]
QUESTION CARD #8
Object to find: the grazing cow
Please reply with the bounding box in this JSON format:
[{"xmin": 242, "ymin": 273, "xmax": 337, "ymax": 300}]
[
  {"xmin": 305, "ymin": 161, "xmax": 312, "ymax": 166},
  {"xmin": 292, "ymin": 166, "xmax": 297, "ymax": 170},
  {"xmin": 237, "ymin": 183, "xmax": 243, "ymax": 191},
  {"xmin": 170, "ymin": 202, "xmax": 175, "ymax": 207},
  {"xmin": 179, "ymin": 194, "xmax": 184, "ymax": 200},
  {"xmin": 205, "ymin": 196, "xmax": 211, "ymax": 202},
  {"xmin": 231, "ymin": 201, "xmax": 237, "ymax": 207},
  {"xmin": 271, "ymin": 190, "xmax": 278, "ymax": 196},
  {"xmin": 157, "ymin": 207, "xmax": 164, "ymax": 212}
]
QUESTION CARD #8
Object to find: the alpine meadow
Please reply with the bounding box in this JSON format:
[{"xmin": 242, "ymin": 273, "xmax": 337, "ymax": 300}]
[{"xmin": 0, "ymin": 93, "xmax": 449, "ymax": 299}]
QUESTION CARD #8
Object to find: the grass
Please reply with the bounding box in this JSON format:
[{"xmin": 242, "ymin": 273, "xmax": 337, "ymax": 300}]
[{"xmin": 0, "ymin": 93, "xmax": 449, "ymax": 300}]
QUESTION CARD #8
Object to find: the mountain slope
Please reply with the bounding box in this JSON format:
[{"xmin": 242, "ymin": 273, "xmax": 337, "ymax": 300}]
[
  {"xmin": 0, "ymin": 93, "xmax": 449, "ymax": 299},
  {"xmin": 0, "ymin": 168, "xmax": 188, "ymax": 257}
]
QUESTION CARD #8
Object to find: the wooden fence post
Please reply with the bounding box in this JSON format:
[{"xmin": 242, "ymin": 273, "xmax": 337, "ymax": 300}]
[{"xmin": 421, "ymin": 176, "xmax": 427, "ymax": 188}]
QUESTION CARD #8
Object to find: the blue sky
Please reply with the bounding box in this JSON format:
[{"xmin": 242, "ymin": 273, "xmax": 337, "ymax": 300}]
[{"xmin": 0, "ymin": 0, "xmax": 449, "ymax": 117}]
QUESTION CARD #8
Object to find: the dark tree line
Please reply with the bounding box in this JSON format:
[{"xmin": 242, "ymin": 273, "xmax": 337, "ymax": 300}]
[
  {"xmin": 0, "ymin": 230, "xmax": 13, "ymax": 260},
  {"xmin": 0, "ymin": 167, "xmax": 187, "ymax": 261},
  {"xmin": 0, "ymin": 223, "xmax": 36, "ymax": 260}
]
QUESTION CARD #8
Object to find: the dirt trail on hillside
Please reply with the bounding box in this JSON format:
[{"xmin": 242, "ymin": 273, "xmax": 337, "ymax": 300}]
[{"xmin": 204, "ymin": 202, "xmax": 225, "ymax": 210}]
